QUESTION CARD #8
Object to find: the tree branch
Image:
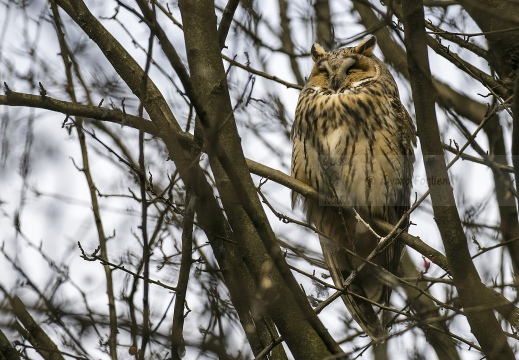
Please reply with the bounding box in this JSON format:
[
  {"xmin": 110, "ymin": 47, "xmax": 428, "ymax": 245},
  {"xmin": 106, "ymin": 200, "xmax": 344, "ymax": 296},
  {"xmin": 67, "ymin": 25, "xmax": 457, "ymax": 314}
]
[
  {"xmin": 10, "ymin": 295, "xmax": 66, "ymax": 360},
  {"xmin": 401, "ymin": 1, "xmax": 515, "ymax": 358},
  {"xmin": 178, "ymin": 0, "xmax": 340, "ymax": 357},
  {"xmin": 52, "ymin": 2, "xmax": 284, "ymax": 358}
]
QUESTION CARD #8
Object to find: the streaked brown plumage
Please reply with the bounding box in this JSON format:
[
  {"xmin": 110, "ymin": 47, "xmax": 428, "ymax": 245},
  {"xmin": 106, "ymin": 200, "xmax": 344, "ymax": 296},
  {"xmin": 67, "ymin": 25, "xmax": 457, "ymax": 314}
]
[{"xmin": 291, "ymin": 36, "xmax": 416, "ymax": 340}]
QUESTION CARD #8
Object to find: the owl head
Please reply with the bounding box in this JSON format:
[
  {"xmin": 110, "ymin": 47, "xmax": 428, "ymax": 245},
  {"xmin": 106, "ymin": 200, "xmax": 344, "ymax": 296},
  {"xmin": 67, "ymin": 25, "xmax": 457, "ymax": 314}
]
[{"xmin": 307, "ymin": 36, "xmax": 384, "ymax": 93}]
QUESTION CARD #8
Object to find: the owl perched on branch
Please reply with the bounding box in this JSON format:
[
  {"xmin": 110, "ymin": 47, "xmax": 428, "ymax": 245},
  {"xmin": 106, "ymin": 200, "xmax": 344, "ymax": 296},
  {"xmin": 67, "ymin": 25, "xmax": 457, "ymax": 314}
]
[{"xmin": 291, "ymin": 36, "xmax": 416, "ymax": 340}]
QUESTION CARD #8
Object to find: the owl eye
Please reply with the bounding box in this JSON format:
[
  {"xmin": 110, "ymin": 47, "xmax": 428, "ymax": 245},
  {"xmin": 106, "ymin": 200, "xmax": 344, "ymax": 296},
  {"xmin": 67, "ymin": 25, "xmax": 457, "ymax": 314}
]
[
  {"xmin": 341, "ymin": 57, "xmax": 357, "ymax": 76},
  {"xmin": 318, "ymin": 64, "xmax": 329, "ymax": 75},
  {"xmin": 345, "ymin": 66, "xmax": 358, "ymax": 75}
]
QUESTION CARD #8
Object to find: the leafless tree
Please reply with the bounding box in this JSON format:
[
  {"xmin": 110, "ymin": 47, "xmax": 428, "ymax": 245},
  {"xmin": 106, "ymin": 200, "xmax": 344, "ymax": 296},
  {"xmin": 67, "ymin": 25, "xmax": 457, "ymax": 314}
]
[{"xmin": 0, "ymin": 1, "xmax": 518, "ymax": 359}]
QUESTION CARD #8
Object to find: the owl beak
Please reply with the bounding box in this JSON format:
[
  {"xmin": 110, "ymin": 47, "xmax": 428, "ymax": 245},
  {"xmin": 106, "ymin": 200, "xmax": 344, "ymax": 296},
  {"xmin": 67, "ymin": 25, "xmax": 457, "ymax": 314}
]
[
  {"xmin": 330, "ymin": 76, "xmax": 343, "ymax": 92},
  {"xmin": 330, "ymin": 58, "xmax": 356, "ymax": 92}
]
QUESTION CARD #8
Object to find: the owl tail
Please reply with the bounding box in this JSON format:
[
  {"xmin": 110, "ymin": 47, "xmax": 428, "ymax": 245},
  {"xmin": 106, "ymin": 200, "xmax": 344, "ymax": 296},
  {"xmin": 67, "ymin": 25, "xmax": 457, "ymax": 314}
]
[{"xmin": 320, "ymin": 234, "xmax": 387, "ymax": 341}]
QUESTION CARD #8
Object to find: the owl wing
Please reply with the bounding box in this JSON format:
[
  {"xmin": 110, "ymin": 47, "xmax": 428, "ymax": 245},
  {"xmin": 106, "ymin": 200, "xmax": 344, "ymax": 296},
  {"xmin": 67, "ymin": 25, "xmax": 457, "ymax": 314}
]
[
  {"xmin": 290, "ymin": 136, "xmax": 309, "ymax": 208},
  {"xmin": 374, "ymin": 97, "xmax": 416, "ymax": 325},
  {"xmin": 391, "ymin": 96, "xmax": 416, "ymax": 224},
  {"xmin": 381, "ymin": 96, "xmax": 416, "ymax": 280}
]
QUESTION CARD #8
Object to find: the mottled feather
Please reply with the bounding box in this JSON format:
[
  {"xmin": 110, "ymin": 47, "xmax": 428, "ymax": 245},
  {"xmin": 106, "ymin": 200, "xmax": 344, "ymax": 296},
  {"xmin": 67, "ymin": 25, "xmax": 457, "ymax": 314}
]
[{"xmin": 291, "ymin": 36, "xmax": 416, "ymax": 340}]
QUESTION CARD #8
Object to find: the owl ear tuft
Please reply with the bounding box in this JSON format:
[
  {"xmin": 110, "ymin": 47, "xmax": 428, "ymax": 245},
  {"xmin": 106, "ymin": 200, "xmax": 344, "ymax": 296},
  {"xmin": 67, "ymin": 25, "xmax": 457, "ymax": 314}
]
[
  {"xmin": 311, "ymin": 43, "xmax": 326, "ymax": 61},
  {"xmin": 355, "ymin": 36, "xmax": 377, "ymax": 56}
]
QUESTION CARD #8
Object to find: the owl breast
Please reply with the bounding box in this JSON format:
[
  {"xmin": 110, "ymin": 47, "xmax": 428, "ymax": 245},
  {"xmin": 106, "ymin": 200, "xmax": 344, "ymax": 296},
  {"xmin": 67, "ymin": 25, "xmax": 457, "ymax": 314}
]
[{"xmin": 292, "ymin": 84, "xmax": 408, "ymax": 217}]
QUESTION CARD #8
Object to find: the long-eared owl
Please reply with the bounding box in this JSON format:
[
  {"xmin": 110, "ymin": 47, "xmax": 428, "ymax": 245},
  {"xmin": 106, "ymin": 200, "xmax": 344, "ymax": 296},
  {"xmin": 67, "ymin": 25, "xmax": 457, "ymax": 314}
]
[{"xmin": 291, "ymin": 36, "xmax": 416, "ymax": 340}]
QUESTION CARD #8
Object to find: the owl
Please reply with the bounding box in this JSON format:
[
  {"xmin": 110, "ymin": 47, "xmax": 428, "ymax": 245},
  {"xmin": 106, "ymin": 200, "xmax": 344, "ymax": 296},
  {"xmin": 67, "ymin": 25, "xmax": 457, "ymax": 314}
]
[{"xmin": 291, "ymin": 36, "xmax": 416, "ymax": 340}]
